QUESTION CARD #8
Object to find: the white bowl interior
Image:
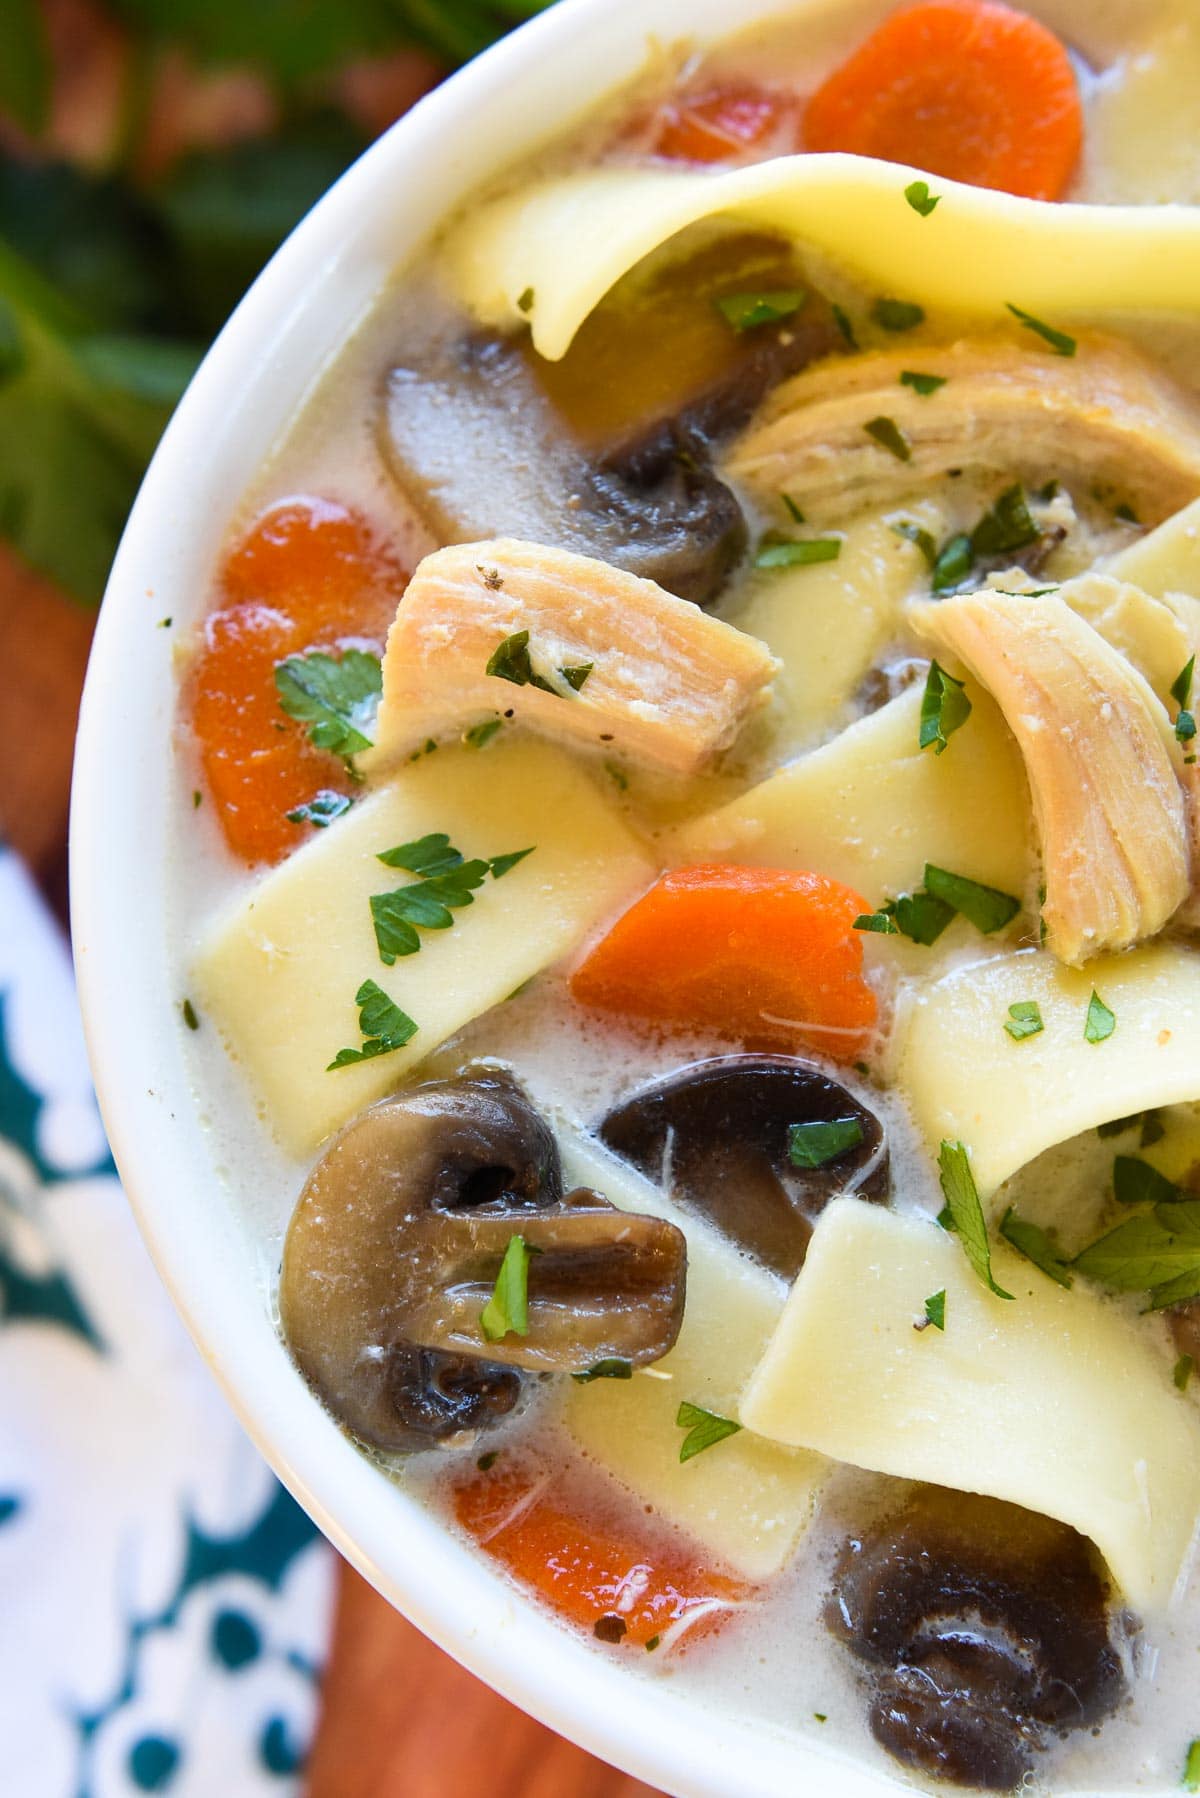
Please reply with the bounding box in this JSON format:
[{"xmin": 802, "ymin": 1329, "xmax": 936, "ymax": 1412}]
[{"xmin": 70, "ymin": 0, "xmax": 1131, "ymax": 1792}]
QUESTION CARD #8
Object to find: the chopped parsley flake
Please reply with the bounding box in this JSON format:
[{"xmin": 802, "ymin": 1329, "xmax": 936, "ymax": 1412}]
[
  {"xmin": 286, "ymin": 789, "xmax": 353, "ymax": 828},
  {"xmin": 1003, "ymin": 1000, "xmax": 1044, "ymax": 1042},
  {"xmin": 923, "ymin": 864, "xmax": 1021, "ymax": 934},
  {"xmin": 872, "ymin": 297, "xmax": 925, "ymax": 332},
  {"xmin": 900, "ymin": 370, "xmax": 947, "ymax": 396},
  {"xmin": 787, "ymin": 1116, "xmax": 865, "ymax": 1168},
  {"xmin": 517, "ymin": 286, "xmax": 534, "ymax": 313},
  {"xmin": 922, "ymin": 1289, "xmax": 946, "ymax": 1330},
  {"xmin": 327, "ymin": 979, "xmax": 418, "ymax": 1070},
  {"xmin": 1000, "ymin": 1207, "xmax": 1072, "ymax": 1287},
  {"xmin": 463, "ymin": 718, "xmax": 502, "ymax": 749},
  {"xmin": 645, "ymin": 1635, "xmax": 661, "ymax": 1653},
  {"xmin": 1173, "ymin": 656, "xmax": 1196, "ymax": 747},
  {"xmin": 938, "ymin": 1140, "xmax": 1014, "ymax": 1300},
  {"xmin": 485, "ymin": 629, "xmax": 559, "ymax": 693},
  {"xmin": 919, "ymin": 660, "xmax": 971, "ymax": 755},
  {"xmin": 931, "ymin": 530, "xmax": 973, "ymax": 593},
  {"xmin": 560, "ymin": 662, "xmax": 593, "ymax": 691},
  {"xmin": 480, "ymin": 1233, "xmax": 537, "ymax": 1342},
  {"xmin": 477, "ymin": 1450, "xmax": 499, "ymax": 1471},
  {"xmin": 864, "ymin": 415, "xmax": 912, "ymax": 461},
  {"xmin": 1176, "ymin": 1354, "xmax": 1195, "ymax": 1393},
  {"xmin": 274, "ymin": 647, "xmax": 381, "ymax": 762},
  {"xmin": 904, "ymin": 179, "xmax": 940, "ymax": 217},
  {"xmin": 572, "ymin": 1359, "xmax": 634, "ymax": 1384},
  {"xmin": 1113, "ymin": 1155, "xmax": 1182, "ymax": 1208},
  {"xmin": 970, "ymin": 484, "xmax": 1038, "ymax": 558},
  {"xmin": 832, "ymin": 303, "xmax": 858, "ymax": 349},
  {"xmin": 181, "ymin": 998, "xmax": 200, "ymax": 1031},
  {"xmin": 782, "ymin": 493, "xmax": 806, "ymax": 524},
  {"xmin": 714, "ymin": 289, "xmax": 805, "ymax": 332},
  {"xmin": 754, "ymin": 534, "xmax": 842, "ymax": 569},
  {"xmin": 370, "ymin": 834, "xmax": 533, "ymax": 963},
  {"xmin": 893, "ymin": 519, "xmax": 938, "ymax": 565},
  {"xmin": 853, "ymin": 910, "xmax": 900, "ymax": 935},
  {"xmin": 1085, "ymin": 989, "xmax": 1116, "ymax": 1044},
  {"xmin": 1074, "ymin": 1201, "xmax": 1200, "ymax": 1309},
  {"xmin": 676, "ymin": 1400, "xmax": 742, "ymax": 1463},
  {"xmin": 1006, "ymin": 302, "xmax": 1076, "ymax": 357},
  {"xmin": 1186, "ymin": 1739, "xmax": 1200, "ymax": 1792}
]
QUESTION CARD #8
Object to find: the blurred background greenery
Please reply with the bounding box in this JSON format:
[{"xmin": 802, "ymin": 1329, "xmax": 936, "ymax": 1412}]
[{"xmin": 0, "ymin": 0, "xmax": 551, "ymax": 605}]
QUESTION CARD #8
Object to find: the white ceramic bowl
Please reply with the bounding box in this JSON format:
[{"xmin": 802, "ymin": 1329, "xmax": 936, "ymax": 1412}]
[{"xmin": 70, "ymin": 3, "xmax": 929, "ymax": 1792}]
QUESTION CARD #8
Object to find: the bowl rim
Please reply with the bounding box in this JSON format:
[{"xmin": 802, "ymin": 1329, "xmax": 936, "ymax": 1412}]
[{"xmin": 69, "ymin": 2, "xmax": 927, "ymax": 1793}]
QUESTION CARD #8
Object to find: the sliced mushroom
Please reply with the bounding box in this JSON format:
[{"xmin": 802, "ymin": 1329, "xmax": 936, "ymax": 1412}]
[
  {"xmin": 280, "ymin": 1072, "xmax": 687, "ymax": 1452},
  {"xmin": 725, "ymin": 335, "xmax": 1200, "ymax": 526},
  {"xmin": 379, "ymin": 235, "xmax": 841, "ymax": 607},
  {"xmin": 598, "ymin": 1056, "xmax": 887, "ymax": 1280},
  {"xmin": 366, "ymin": 537, "xmax": 777, "ymax": 776},
  {"xmin": 911, "ymin": 588, "xmax": 1190, "ymax": 964},
  {"xmin": 828, "ymin": 1486, "xmax": 1125, "ymax": 1790}
]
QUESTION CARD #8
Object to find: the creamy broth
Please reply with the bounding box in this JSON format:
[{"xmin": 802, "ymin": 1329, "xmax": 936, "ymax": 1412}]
[{"xmin": 174, "ymin": 4, "xmax": 1200, "ymax": 1791}]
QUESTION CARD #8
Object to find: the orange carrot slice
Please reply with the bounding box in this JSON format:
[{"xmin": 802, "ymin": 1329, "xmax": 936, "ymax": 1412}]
[
  {"xmin": 803, "ymin": 0, "xmax": 1082, "ymax": 202},
  {"xmin": 570, "ymin": 864, "xmax": 876, "ymax": 1063},
  {"xmin": 454, "ymin": 1458, "xmax": 746, "ymax": 1650},
  {"xmin": 187, "ymin": 497, "xmax": 404, "ymax": 866},
  {"xmin": 654, "ymin": 83, "xmax": 797, "ymax": 164}
]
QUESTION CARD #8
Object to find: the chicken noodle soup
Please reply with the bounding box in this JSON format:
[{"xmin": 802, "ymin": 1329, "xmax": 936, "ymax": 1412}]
[{"xmin": 180, "ymin": 1, "xmax": 1200, "ymax": 1789}]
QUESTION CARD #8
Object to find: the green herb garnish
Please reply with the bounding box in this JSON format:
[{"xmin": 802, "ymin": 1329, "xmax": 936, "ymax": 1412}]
[
  {"xmin": 788, "ymin": 1116, "xmax": 865, "ymax": 1168},
  {"xmin": 480, "ymin": 1233, "xmax": 537, "ymax": 1342},
  {"xmin": 370, "ymin": 834, "xmax": 532, "ymax": 963},
  {"xmin": 919, "ymin": 660, "xmax": 971, "ymax": 754},
  {"xmin": 560, "ymin": 662, "xmax": 593, "ymax": 691},
  {"xmin": 864, "ymin": 415, "xmax": 912, "ymax": 461},
  {"xmin": 676, "ymin": 1400, "xmax": 742, "ymax": 1463},
  {"xmin": 853, "ymin": 910, "xmax": 900, "ymax": 935},
  {"xmin": 1185, "ymin": 1739, "xmax": 1200, "ymax": 1792},
  {"xmin": 832, "ymin": 303, "xmax": 858, "ymax": 349},
  {"xmin": 1114, "ymin": 1155, "xmax": 1182, "ymax": 1208},
  {"xmin": 931, "ymin": 530, "xmax": 973, "ymax": 592},
  {"xmin": 715, "ymin": 289, "xmax": 805, "ymax": 332},
  {"xmin": 900, "ymin": 370, "xmax": 947, "ymax": 396},
  {"xmin": 999, "ymin": 1207, "xmax": 1072, "ymax": 1287},
  {"xmin": 572, "ymin": 1359, "xmax": 634, "ymax": 1384},
  {"xmin": 463, "ymin": 718, "xmax": 502, "ymax": 749},
  {"xmin": 1006, "ymin": 303, "xmax": 1076, "ymax": 357},
  {"xmin": 970, "ymin": 484, "xmax": 1038, "ymax": 557},
  {"xmin": 904, "ymin": 179, "xmax": 940, "ymax": 217},
  {"xmin": 485, "ymin": 629, "xmax": 558, "ymax": 693},
  {"xmin": 893, "ymin": 520, "xmax": 937, "ymax": 565},
  {"xmin": 924, "ymin": 864, "xmax": 1021, "ymax": 934},
  {"xmin": 1085, "ymin": 989, "xmax": 1116, "ymax": 1044},
  {"xmin": 1003, "ymin": 1000, "xmax": 1044, "ymax": 1042},
  {"xmin": 872, "ymin": 297, "xmax": 925, "ymax": 332},
  {"xmin": 782, "ymin": 493, "xmax": 806, "ymax": 523},
  {"xmin": 181, "ymin": 997, "xmax": 200, "ymax": 1031},
  {"xmin": 754, "ymin": 534, "xmax": 842, "ymax": 569},
  {"xmin": 938, "ymin": 1140, "xmax": 1014, "ymax": 1300},
  {"xmin": 517, "ymin": 286, "xmax": 534, "ymax": 313},
  {"xmin": 922, "ymin": 1289, "xmax": 946, "ymax": 1330},
  {"xmin": 1176, "ymin": 1354, "xmax": 1195, "ymax": 1392},
  {"xmin": 1074, "ymin": 1201, "xmax": 1200, "ymax": 1308},
  {"xmin": 327, "ymin": 979, "xmax": 418, "ymax": 1070},
  {"xmin": 286, "ymin": 789, "xmax": 353, "ymax": 828},
  {"xmin": 274, "ymin": 647, "xmax": 381, "ymax": 762},
  {"xmin": 1172, "ymin": 656, "xmax": 1196, "ymax": 748},
  {"xmin": 477, "ymin": 1450, "xmax": 499, "ymax": 1471}
]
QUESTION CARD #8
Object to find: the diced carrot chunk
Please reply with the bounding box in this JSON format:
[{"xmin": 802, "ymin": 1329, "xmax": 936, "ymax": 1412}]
[
  {"xmin": 454, "ymin": 1459, "xmax": 745, "ymax": 1650},
  {"xmin": 654, "ymin": 82, "xmax": 797, "ymax": 164},
  {"xmin": 570, "ymin": 864, "xmax": 876, "ymax": 1063},
  {"xmin": 803, "ymin": 0, "xmax": 1082, "ymax": 202}
]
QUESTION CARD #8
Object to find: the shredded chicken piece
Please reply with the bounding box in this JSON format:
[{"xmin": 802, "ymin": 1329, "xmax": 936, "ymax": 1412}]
[
  {"xmin": 726, "ymin": 336, "xmax": 1200, "ymax": 525},
  {"xmin": 911, "ymin": 588, "xmax": 1190, "ymax": 965},
  {"xmin": 366, "ymin": 537, "xmax": 777, "ymax": 776}
]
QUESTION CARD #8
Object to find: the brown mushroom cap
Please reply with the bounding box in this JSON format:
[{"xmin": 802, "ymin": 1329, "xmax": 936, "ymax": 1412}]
[
  {"xmin": 827, "ymin": 1486, "xmax": 1126, "ymax": 1790},
  {"xmin": 281, "ymin": 1072, "xmax": 686, "ymax": 1452},
  {"xmin": 598, "ymin": 1055, "xmax": 888, "ymax": 1279}
]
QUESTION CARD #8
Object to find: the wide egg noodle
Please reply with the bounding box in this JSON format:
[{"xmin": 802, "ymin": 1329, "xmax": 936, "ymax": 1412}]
[
  {"xmin": 739, "ymin": 1197, "xmax": 1200, "ymax": 1613},
  {"xmin": 896, "ymin": 943, "xmax": 1200, "ymax": 1198},
  {"xmin": 559, "ymin": 1130, "xmax": 826, "ymax": 1583},
  {"xmin": 673, "ymin": 681, "xmax": 1032, "ymax": 909},
  {"xmin": 194, "ymin": 738, "xmax": 654, "ymax": 1151},
  {"xmin": 441, "ymin": 154, "xmax": 1200, "ymax": 362}
]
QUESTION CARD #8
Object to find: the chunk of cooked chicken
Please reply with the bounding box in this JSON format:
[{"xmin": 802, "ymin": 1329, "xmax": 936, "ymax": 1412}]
[
  {"xmin": 366, "ymin": 538, "xmax": 777, "ymax": 777},
  {"xmin": 911, "ymin": 588, "xmax": 1189, "ymax": 965},
  {"xmin": 725, "ymin": 336, "xmax": 1200, "ymax": 526}
]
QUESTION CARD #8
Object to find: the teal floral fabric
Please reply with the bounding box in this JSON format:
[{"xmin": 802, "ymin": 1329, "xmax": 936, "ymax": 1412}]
[{"xmin": 0, "ymin": 847, "xmax": 333, "ymax": 1796}]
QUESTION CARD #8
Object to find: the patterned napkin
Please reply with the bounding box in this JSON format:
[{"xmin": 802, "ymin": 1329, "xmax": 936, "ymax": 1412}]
[{"xmin": 0, "ymin": 845, "xmax": 333, "ymax": 1797}]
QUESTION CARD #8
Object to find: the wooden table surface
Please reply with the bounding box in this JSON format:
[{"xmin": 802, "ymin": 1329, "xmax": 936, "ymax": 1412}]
[{"xmin": 0, "ymin": 555, "xmax": 663, "ymax": 1794}]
